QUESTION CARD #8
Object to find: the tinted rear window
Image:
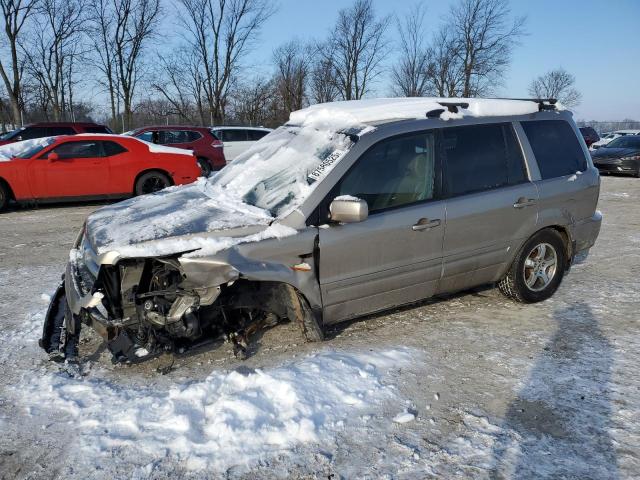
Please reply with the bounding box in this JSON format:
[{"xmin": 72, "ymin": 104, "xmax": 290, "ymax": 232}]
[
  {"xmin": 442, "ymin": 123, "xmax": 527, "ymax": 197},
  {"xmin": 522, "ymin": 120, "xmax": 586, "ymax": 179}
]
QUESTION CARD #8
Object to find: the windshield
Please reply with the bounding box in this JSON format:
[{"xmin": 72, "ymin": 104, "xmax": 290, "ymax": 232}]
[
  {"xmin": 205, "ymin": 124, "xmax": 358, "ymax": 217},
  {"xmin": 0, "ymin": 128, "xmax": 21, "ymax": 141},
  {"xmin": 0, "ymin": 137, "xmax": 57, "ymax": 160},
  {"xmin": 606, "ymin": 136, "xmax": 640, "ymax": 149}
]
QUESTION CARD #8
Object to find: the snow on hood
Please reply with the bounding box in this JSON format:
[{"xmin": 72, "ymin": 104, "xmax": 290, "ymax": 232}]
[
  {"xmin": 0, "ymin": 136, "xmax": 55, "ymax": 161},
  {"xmin": 86, "ymin": 178, "xmax": 278, "ymax": 257},
  {"xmin": 290, "ymin": 97, "xmax": 563, "ymax": 129}
]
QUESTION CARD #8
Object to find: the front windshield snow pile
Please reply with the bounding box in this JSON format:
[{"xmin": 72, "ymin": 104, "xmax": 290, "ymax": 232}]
[
  {"xmin": 0, "ymin": 137, "xmax": 55, "ymax": 161},
  {"xmin": 206, "ymin": 124, "xmax": 361, "ymax": 217}
]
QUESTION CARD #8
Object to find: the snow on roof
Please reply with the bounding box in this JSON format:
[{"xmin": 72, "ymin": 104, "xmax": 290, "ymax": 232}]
[{"xmin": 289, "ymin": 97, "xmax": 562, "ymax": 130}]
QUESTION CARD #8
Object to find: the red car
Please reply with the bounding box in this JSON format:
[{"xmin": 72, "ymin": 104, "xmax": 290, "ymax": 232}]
[
  {"xmin": 126, "ymin": 125, "xmax": 225, "ymax": 175},
  {"xmin": 0, "ymin": 134, "xmax": 201, "ymax": 211},
  {"xmin": 0, "ymin": 122, "xmax": 112, "ymax": 146}
]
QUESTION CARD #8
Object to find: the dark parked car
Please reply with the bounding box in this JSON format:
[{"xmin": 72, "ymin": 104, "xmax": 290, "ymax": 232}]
[
  {"xmin": 126, "ymin": 126, "xmax": 225, "ymax": 175},
  {"xmin": 579, "ymin": 126, "xmax": 600, "ymax": 148},
  {"xmin": 0, "ymin": 122, "xmax": 112, "ymax": 146},
  {"xmin": 591, "ymin": 135, "xmax": 640, "ymax": 177}
]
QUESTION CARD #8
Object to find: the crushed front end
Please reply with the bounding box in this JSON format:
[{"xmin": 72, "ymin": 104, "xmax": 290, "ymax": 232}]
[{"xmin": 41, "ymin": 228, "xmax": 309, "ymax": 363}]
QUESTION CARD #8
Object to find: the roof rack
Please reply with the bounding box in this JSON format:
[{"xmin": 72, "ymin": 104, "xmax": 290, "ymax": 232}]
[
  {"xmin": 494, "ymin": 97, "xmax": 558, "ymax": 111},
  {"xmin": 426, "ymin": 101, "xmax": 470, "ymax": 118}
]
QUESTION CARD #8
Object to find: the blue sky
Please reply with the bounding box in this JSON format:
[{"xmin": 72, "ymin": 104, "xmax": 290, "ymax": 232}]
[{"xmin": 236, "ymin": 0, "xmax": 640, "ymax": 120}]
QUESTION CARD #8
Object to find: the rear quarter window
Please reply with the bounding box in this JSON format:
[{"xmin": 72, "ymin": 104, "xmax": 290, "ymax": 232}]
[{"xmin": 522, "ymin": 120, "xmax": 587, "ymax": 179}]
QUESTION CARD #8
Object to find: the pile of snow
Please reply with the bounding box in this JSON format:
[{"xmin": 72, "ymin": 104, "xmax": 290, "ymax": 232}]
[
  {"xmin": 0, "ymin": 136, "xmax": 54, "ymax": 161},
  {"xmin": 16, "ymin": 348, "xmax": 414, "ymax": 472},
  {"xmin": 289, "ymin": 98, "xmax": 561, "ymax": 130}
]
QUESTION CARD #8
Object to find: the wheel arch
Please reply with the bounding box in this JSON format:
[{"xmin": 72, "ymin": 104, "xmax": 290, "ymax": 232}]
[
  {"xmin": 132, "ymin": 168, "xmax": 173, "ymax": 195},
  {"xmin": 0, "ymin": 176, "xmax": 16, "ymax": 201},
  {"xmin": 500, "ymin": 224, "xmax": 573, "ymax": 280}
]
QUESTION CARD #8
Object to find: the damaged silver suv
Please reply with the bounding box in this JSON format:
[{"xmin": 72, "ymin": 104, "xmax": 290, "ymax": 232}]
[{"xmin": 41, "ymin": 98, "xmax": 602, "ymax": 363}]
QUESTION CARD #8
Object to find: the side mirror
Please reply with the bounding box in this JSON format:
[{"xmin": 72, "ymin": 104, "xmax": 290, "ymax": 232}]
[
  {"xmin": 47, "ymin": 152, "xmax": 59, "ymax": 162},
  {"xmin": 329, "ymin": 196, "xmax": 368, "ymax": 223}
]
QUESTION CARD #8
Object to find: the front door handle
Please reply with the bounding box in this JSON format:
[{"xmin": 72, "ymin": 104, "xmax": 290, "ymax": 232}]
[
  {"xmin": 412, "ymin": 218, "xmax": 441, "ymax": 231},
  {"xmin": 513, "ymin": 197, "xmax": 537, "ymax": 209}
]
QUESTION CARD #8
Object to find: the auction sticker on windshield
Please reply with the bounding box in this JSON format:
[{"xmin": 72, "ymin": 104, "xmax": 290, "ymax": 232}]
[{"xmin": 307, "ymin": 149, "xmax": 347, "ymax": 184}]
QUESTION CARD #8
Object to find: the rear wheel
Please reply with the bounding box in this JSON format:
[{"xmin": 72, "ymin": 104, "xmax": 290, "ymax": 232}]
[
  {"xmin": 197, "ymin": 157, "xmax": 212, "ymax": 177},
  {"xmin": 135, "ymin": 171, "xmax": 171, "ymax": 196},
  {"xmin": 498, "ymin": 229, "xmax": 567, "ymax": 303},
  {"xmin": 0, "ymin": 183, "xmax": 7, "ymax": 211}
]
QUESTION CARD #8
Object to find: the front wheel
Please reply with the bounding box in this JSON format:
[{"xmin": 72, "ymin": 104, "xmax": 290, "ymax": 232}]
[
  {"xmin": 0, "ymin": 183, "xmax": 8, "ymax": 211},
  {"xmin": 498, "ymin": 229, "xmax": 567, "ymax": 303},
  {"xmin": 134, "ymin": 171, "xmax": 171, "ymax": 196}
]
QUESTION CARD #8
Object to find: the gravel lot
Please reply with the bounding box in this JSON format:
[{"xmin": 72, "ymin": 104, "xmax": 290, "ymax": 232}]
[{"xmin": 0, "ymin": 176, "xmax": 638, "ymax": 479}]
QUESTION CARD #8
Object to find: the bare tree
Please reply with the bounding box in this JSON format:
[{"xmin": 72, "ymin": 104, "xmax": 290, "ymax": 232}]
[
  {"xmin": 424, "ymin": 27, "xmax": 465, "ymax": 97},
  {"xmin": 391, "ymin": 3, "xmax": 430, "ymax": 97},
  {"xmin": 176, "ymin": 0, "xmax": 275, "ymax": 125},
  {"xmin": 309, "ymin": 55, "xmax": 339, "ymax": 104},
  {"xmin": 87, "ymin": 0, "xmax": 118, "ymax": 128},
  {"xmin": 321, "ymin": 0, "xmax": 390, "ymax": 100},
  {"xmin": 153, "ymin": 49, "xmax": 208, "ymax": 124},
  {"xmin": 0, "ymin": 0, "xmax": 38, "ymax": 126},
  {"xmin": 229, "ymin": 76, "xmax": 276, "ymax": 127},
  {"xmin": 87, "ymin": 0, "xmax": 161, "ymax": 131},
  {"xmin": 24, "ymin": 0, "xmax": 86, "ymax": 121},
  {"xmin": 528, "ymin": 68, "xmax": 582, "ymax": 108},
  {"xmin": 273, "ymin": 40, "xmax": 310, "ymax": 119},
  {"xmin": 448, "ymin": 0, "xmax": 525, "ymax": 97}
]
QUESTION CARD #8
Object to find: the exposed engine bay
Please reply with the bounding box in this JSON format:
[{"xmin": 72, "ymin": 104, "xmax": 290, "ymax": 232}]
[{"xmin": 40, "ymin": 255, "xmax": 322, "ymax": 364}]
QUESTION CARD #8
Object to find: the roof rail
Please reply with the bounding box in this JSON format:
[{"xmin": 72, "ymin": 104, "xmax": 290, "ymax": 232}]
[{"xmin": 493, "ymin": 97, "xmax": 558, "ymax": 111}]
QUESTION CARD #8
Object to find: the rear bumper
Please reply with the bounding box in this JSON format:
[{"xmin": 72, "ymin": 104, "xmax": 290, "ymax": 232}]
[{"xmin": 572, "ymin": 210, "xmax": 602, "ymax": 254}]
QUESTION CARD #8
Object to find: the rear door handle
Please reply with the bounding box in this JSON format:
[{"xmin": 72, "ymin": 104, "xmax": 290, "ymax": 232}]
[
  {"xmin": 513, "ymin": 197, "xmax": 537, "ymax": 209},
  {"xmin": 412, "ymin": 218, "xmax": 441, "ymax": 231}
]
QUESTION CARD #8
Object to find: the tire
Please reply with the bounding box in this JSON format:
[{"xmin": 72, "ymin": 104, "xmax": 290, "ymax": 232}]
[
  {"xmin": 197, "ymin": 157, "xmax": 212, "ymax": 177},
  {"xmin": 284, "ymin": 285, "xmax": 324, "ymax": 342},
  {"xmin": 134, "ymin": 171, "xmax": 171, "ymax": 196},
  {"xmin": 498, "ymin": 229, "xmax": 567, "ymax": 303},
  {"xmin": 0, "ymin": 183, "xmax": 7, "ymax": 211}
]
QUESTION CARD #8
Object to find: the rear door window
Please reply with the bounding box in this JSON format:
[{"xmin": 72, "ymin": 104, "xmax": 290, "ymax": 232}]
[
  {"xmin": 442, "ymin": 123, "xmax": 527, "ymax": 197},
  {"xmin": 222, "ymin": 129, "xmax": 248, "ymax": 142},
  {"xmin": 83, "ymin": 125, "xmax": 112, "ymax": 134},
  {"xmin": 48, "ymin": 126, "xmax": 76, "ymax": 136},
  {"xmin": 521, "ymin": 120, "xmax": 587, "ymax": 179},
  {"xmin": 248, "ymin": 129, "xmax": 269, "ymax": 141},
  {"xmin": 337, "ymin": 131, "xmax": 437, "ymax": 213}
]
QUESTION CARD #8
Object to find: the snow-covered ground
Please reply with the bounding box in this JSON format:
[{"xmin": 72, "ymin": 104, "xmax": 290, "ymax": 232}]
[{"xmin": 1, "ymin": 177, "xmax": 639, "ymax": 478}]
